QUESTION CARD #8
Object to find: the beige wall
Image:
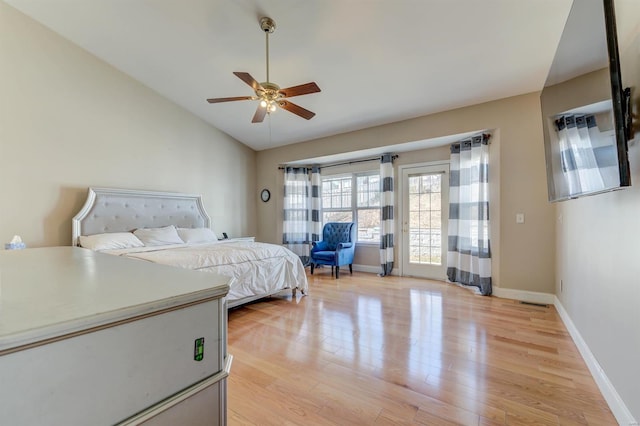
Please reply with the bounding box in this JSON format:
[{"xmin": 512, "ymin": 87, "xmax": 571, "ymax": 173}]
[
  {"xmin": 553, "ymin": 6, "xmax": 640, "ymax": 418},
  {"xmin": 0, "ymin": 2, "xmax": 256, "ymax": 247},
  {"xmin": 257, "ymin": 93, "xmax": 555, "ymax": 294}
]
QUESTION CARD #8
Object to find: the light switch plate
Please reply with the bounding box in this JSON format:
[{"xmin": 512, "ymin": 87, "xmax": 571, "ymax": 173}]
[{"xmin": 516, "ymin": 213, "xmax": 525, "ymax": 224}]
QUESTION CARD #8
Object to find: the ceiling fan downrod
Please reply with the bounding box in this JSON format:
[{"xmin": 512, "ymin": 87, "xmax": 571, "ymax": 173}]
[{"xmin": 260, "ymin": 17, "xmax": 276, "ymax": 84}]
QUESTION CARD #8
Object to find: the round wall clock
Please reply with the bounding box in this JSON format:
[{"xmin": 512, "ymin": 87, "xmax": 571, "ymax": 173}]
[{"xmin": 260, "ymin": 189, "xmax": 271, "ymax": 202}]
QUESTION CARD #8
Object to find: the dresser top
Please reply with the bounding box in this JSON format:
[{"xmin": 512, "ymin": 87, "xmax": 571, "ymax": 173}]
[{"xmin": 0, "ymin": 247, "xmax": 229, "ymax": 352}]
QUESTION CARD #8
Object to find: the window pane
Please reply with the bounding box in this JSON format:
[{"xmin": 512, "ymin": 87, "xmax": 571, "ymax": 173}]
[
  {"xmin": 368, "ymin": 188, "xmax": 380, "ymax": 207},
  {"xmin": 323, "ymin": 211, "xmax": 353, "ymax": 224},
  {"xmin": 322, "ymin": 181, "xmax": 331, "ymax": 194},
  {"xmin": 369, "ymin": 175, "xmax": 380, "ymax": 192},
  {"xmin": 409, "ymin": 176, "xmax": 420, "ymax": 193},
  {"xmin": 357, "ymin": 174, "xmax": 380, "ymax": 208},
  {"xmin": 322, "ymin": 177, "xmax": 352, "ymax": 209},
  {"xmin": 358, "ymin": 176, "xmax": 368, "ymax": 192},
  {"xmin": 419, "ymin": 212, "xmax": 430, "ymax": 230},
  {"xmin": 356, "ymin": 176, "xmax": 367, "ymax": 207},
  {"xmin": 431, "ymin": 210, "xmax": 442, "ymax": 229},
  {"xmin": 432, "ymin": 175, "xmax": 442, "ymax": 192},
  {"xmin": 409, "ymin": 193, "xmax": 420, "ymax": 211},
  {"xmin": 430, "ymin": 193, "xmax": 441, "ymax": 211},
  {"xmin": 421, "ymin": 175, "xmax": 432, "ymax": 193},
  {"xmin": 357, "ymin": 208, "xmax": 380, "ymax": 243}
]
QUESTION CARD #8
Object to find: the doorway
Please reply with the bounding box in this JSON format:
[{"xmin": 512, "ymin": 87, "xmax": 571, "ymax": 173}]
[{"xmin": 400, "ymin": 163, "xmax": 449, "ymax": 279}]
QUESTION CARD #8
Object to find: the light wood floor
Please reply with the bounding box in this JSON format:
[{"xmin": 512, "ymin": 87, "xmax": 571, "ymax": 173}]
[{"xmin": 227, "ymin": 271, "xmax": 616, "ymax": 425}]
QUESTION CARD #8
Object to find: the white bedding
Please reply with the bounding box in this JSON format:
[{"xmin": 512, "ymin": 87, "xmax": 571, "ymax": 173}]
[{"xmin": 104, "ymin": 240, "xmax": 308, "ymax": 303}]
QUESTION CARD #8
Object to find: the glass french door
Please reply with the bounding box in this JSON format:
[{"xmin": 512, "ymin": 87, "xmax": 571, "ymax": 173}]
[{"xmin": 401, "ymin": 164, "xmax": 449, "ymax": 279}]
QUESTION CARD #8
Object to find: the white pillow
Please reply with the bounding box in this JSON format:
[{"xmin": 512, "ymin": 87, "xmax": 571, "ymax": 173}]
[
  {"xmin": 79, "ymin": 232, "xmax": 144, "ymax": 251},
  {"xmin": 177, "ymin": 227, "xmax": 218, "ymax": 244},
  {"xmin": 134, "ymin": 225, "xmax": 184, "ymax": 246}
]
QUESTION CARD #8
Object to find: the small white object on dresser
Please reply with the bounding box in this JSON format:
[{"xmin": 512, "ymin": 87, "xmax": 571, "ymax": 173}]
[{"xmin": 0, "ymin": 247, "xmax": 232, "ymax": 426}]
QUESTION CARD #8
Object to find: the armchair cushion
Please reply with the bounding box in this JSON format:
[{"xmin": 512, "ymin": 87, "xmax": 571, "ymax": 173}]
[{"xmin": 311, "ymin": 251, "xmax": 336, "ymax": 262}]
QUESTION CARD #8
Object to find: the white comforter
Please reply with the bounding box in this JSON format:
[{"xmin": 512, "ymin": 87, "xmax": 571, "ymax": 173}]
[{"xmin": 104, "ymin": 241, "xmax": 308, "ymax": 303}]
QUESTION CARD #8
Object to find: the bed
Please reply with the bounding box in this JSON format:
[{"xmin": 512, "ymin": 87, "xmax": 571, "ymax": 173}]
[{"xmin": 72, "ymin": 187, "xmax": 308, "ymax": 308}]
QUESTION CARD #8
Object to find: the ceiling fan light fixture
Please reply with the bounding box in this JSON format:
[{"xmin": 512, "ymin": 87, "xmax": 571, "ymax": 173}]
[
  {"xmin": 269, "ymin": 104, "xmax": 277, "ymax": 113},
  {"xmin": 260, "ymin": 100, "xmax": 267, "ymax": 108}
]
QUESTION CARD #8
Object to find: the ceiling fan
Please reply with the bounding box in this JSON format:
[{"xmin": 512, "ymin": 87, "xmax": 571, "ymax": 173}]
[{"xmin": 206, "ymin": 17, "xmax": 321, "ymax": 123}]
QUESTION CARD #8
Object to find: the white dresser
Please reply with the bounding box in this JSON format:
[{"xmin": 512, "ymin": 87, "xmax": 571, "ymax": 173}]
[{"xmin": 0, "ymin": 247, "xmax": 231, "ymax": 426}]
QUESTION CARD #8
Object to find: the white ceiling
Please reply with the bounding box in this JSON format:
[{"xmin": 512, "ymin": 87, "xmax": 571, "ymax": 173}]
[{"xmin": 6, "ymin": 0, "xmax": 574, "ymax": 151}]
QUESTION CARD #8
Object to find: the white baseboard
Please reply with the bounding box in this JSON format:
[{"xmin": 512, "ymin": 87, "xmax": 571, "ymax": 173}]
[
  {"xmin": 351, "ymin": 264, "xmax": 399, "ymax": 276},
  {"xmin": 554, "ymin": 297, "xmax": 638, "ymax": 426},
  {"xmin": 352, "ymin": 264, "xmax": 381, "ymax": 274},
  {"xmin": 491, "ymin": 287, "xmax": 555, "ymax": 305}
]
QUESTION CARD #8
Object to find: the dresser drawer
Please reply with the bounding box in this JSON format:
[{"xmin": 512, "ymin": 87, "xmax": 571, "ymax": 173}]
[
  {"xmin": 119, "ymin": 355, "xmax": 232, "ymax": 426},
  {"xmin": 138, "ymin": 379, "xmax": 223, "ymax": 426},
  {"xmin": 0, "ymin": 298, "xmax": 226, "ymax": 426}
]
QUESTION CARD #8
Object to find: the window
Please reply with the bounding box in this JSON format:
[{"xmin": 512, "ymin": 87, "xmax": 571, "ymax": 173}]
[
  {"xmin": 408, "ymin": 173, "xmax": 443, "ymax": 265},
  {"xmin": 321, "ymin": 172, "xmax": 380, "ymax": 243},
  {"xmin": 321, "ymin": 176, "xmax": 352, "ymax": 223}
]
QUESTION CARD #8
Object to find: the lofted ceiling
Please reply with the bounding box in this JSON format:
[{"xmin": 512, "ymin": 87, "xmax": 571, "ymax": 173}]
[{"xmin": 5, "ymin": 0, "xmax": 575, "ymax": 151}]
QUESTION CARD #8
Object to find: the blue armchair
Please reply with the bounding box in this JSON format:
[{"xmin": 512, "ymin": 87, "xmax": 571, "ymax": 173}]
[{"xmin": 310, "ymin": 222, "xmax": 356, "ymax": 278}]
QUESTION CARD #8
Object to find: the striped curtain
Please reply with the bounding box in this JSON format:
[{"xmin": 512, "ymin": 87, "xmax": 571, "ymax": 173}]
[
  {"xmin": 379, "ymin": 154, "xmax": 395, "ymax": 276},
  {"xmin": 447, "ymin": 135, "xmax": 492, "ymax": 296},
  {"xmin": 283, "ymin": 167, "xmax": 312, "ymax": 265},
  {"xmin": 555, "ymin": 114, "xmax": 618, "ymax": 195},
  {"xmin": 310, "ymin": 166, "xmax": 322, "ymax": 243}
]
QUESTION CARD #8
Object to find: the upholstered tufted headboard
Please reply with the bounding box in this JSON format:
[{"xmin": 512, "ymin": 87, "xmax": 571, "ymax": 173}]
[{"xmin": 72, "ymin": 187, "xmax": 211, "ymax": 246}]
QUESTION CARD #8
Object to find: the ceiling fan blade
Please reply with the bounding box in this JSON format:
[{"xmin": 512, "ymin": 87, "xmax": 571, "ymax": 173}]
[
  {"xmin": 252, "ymin": 105, "xmax": 267, "ymax": 123},
  {"xmin": 278, "ymin": 100, "xmax": 316, "ymax": 120},
  {"xmin": 207, "ymin": 96, "xmax": 254, "ymax": 104},
  {"xmin": 233, "ymin": 72, "xmax": 264, "ymax": 92},
  {"xmin": 278, "ymin": 82, "xmax": 321, "ymax": 98}
]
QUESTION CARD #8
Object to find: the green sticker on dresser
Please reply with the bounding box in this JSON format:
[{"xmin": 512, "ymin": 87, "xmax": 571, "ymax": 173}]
[{"xmin": 194, "ymin": 337, "xmax": 204, "ymax": 361}]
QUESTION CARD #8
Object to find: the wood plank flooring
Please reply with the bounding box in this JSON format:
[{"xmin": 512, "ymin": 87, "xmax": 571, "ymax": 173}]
[{"xmin": 227, "ymin": 272, "xmax": 616, "ymax": 425}]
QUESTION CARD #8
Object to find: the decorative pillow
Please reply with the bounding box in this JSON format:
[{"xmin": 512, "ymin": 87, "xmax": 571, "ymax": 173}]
[
  {"xmin": 134, "ymin": 225, "xmax": 184, "ymax": 246},
  {"xmin": 79, "ymin": 232, "xmax": 144, "ymax": 251},
  {"xmin": 177, "ymin": 227, "xmax": 218, "ymax": 244}
]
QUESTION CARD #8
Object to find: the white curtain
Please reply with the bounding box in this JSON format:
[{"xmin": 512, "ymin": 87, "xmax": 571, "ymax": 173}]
[
  {"xmin": 447, "ymin": 135, "xmax": 492, "ymax": 295},
  {"xmin": 379, "ymin": 154, "xmax": 395, "ymax": 276},
  {"xmin": 556, "ymin": 114, "xmax": 616, "ymax": 195},
  {"xmin": 283, "ymin": 166, "xmax": 321, "ymax": 265}
]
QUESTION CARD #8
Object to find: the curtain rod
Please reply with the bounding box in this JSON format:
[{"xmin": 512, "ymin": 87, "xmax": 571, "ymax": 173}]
[
  {"xmin": 452, "ymin": 133, "xmax": 492, "ymax": 145},
  {"xmin": 278, "ymin": 154, "xmax": 398, "ymax": 171}
]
